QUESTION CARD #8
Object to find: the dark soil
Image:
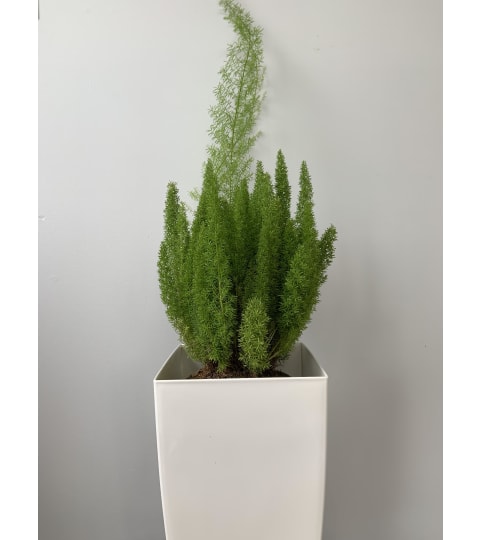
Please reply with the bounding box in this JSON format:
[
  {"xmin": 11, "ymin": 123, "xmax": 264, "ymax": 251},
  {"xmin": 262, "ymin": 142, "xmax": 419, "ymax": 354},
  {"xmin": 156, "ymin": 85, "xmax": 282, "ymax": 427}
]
[{"xmin": 188, "ymin": 363, "xmax": 290, "ymax": 380}]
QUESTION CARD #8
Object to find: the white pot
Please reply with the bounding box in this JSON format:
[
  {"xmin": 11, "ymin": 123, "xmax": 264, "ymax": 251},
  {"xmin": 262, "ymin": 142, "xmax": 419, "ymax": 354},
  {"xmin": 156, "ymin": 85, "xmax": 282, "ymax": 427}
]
[{"xmin": 153, "ymin": 342, "xmax": 328, "ymax": 540}]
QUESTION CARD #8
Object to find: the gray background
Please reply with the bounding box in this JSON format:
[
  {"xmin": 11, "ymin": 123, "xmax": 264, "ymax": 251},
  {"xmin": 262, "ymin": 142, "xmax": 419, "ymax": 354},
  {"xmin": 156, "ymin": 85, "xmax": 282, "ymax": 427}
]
[{"xmin": 39, "ymin": 0, "xmax": 442, "ymax": 539}]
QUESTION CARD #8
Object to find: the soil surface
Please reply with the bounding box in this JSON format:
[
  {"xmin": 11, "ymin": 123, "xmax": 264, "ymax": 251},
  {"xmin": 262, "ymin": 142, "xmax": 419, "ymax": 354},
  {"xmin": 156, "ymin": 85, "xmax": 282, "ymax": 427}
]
[{"xmin": 188, "ymin": 363, "xmax": 289, "ymax": 380}]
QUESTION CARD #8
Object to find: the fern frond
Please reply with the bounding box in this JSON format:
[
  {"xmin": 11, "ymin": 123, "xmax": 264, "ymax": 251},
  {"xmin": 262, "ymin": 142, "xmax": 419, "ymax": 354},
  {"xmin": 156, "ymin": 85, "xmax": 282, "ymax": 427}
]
[
  {"xmin": 190, "ymin": 161, "xmax": 236, "ymax": 370},
  {"xmin": 239, "ymin": 296, "xmax": 270, "ymax": 375},
  {"xmin": 208, "ymin": 0, "xmax": 265, "ymax": 201},
  {"xmin": 158, "ymin": 183, "xmax": 192, "ymax": 342}
]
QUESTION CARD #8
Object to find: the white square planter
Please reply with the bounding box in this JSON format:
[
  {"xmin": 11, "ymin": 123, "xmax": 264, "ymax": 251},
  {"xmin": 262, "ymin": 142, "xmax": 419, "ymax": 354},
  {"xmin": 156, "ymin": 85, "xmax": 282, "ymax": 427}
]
[{"xmin": 153, "ymin": 342, "xmax": 328, "ymax": 540}]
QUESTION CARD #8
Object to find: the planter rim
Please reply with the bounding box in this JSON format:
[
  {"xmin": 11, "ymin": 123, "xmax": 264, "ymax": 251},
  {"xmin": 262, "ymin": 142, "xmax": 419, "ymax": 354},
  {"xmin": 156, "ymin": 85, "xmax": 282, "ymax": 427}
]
[
  {"xmin": 154, "ymin": 342, "xmax": 327, "ymax": 383},
  {"xmin": 154, "ymin": 376, "xmax": 327, "ymax": 383}
]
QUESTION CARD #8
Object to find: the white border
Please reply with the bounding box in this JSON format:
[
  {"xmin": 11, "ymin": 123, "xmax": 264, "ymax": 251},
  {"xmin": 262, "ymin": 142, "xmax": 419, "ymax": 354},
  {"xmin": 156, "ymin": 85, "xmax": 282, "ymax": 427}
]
[
  {"xmin": 444, "ymin": 1, "xmax": 482, "ymax": 538},
  {"xmin": 0, "ymin": 2, "xmax": 38, "ymax": 539}
]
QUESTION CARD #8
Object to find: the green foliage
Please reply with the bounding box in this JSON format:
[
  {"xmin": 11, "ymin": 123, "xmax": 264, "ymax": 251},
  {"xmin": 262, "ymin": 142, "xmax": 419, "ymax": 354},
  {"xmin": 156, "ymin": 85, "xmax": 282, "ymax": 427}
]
[
  {"xmin": 158, "ymin": 0, "xmax": 337, "ymax": 376},
  {"xmin": 158, "ymin": 183, "xmax": 191, "ymax": 344},
  {"xmin": 239, "ymin": 297, "xmax": 270, "ymax": 375},
  {"xmin": 208, "ymin": 0, "xmax": 265, "ymax": 202},
  {"xmin": 189, "ymin": 161, "xmax": 237, "ymax": 369}
]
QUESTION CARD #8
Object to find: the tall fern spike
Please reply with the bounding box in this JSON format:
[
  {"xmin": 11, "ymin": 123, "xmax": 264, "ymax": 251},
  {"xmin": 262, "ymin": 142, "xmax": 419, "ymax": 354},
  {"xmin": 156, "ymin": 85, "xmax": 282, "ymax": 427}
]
[{"xmin": 208, "ymin": 0, "xmax": 265, "ymax": 202}]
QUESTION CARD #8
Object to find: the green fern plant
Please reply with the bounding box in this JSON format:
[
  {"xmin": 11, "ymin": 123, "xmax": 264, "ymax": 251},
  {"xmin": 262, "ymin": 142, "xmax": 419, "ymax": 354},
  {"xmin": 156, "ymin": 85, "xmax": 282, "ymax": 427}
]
[{"xmin": 158, "ymin": 0, "xmax": 337, "ymax": 377}]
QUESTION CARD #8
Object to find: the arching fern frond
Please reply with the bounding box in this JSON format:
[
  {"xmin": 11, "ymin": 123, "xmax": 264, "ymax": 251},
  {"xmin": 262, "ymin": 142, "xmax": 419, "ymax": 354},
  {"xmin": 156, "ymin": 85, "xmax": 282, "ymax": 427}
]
[{"xmin": 207, "ymin": 0, "xmax": 265, "ymax": 202}]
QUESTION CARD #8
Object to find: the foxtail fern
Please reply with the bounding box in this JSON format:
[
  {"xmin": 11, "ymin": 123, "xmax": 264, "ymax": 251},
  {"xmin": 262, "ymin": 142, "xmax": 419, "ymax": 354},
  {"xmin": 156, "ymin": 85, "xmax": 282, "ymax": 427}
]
[
  {"xmin": 158, "ymin": 0, "xmax": 337, "ymax": 376},
  {"xmin": 208, "ymin": 0, "xmax": 265, "ymax": 202}
]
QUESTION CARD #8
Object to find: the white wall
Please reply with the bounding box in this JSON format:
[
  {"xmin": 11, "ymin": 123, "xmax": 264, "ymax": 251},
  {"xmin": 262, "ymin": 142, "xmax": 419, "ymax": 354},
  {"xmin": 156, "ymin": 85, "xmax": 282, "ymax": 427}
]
[{"xmin": 39, "ymin": 1, "xmax": 442, "ymax": 539}]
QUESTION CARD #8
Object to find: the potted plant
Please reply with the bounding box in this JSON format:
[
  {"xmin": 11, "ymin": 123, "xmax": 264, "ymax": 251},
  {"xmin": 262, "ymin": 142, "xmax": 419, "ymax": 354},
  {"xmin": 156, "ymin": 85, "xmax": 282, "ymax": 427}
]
[{"xmin": 154, "ymin": 1, "xmax": 337, "ymax": 539}]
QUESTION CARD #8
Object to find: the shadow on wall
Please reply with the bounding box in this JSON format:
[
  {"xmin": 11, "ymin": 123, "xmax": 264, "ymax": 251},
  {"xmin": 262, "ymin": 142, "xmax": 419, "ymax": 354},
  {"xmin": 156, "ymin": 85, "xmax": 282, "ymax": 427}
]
[
  {"xmin": 323, "ymin": 367, "xmax": 408, "ymax": 539},
  {"xmin": 319, "ymin": 237, "xmax": 422, "ymax": 539}
]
